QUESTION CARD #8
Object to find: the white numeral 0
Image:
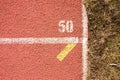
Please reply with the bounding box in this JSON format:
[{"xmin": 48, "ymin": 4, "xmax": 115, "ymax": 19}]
[{"xmin": 59, "ymin": 20, "xmax": 73, "ymax": 33}]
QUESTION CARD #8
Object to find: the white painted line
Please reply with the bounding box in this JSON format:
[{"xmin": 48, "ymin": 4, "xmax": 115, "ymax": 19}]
[
  {"xmin": 82, "ymin": 2, "xmax": 88, "ymax": 80},
  {"xmin": 0, "ymin": 37, "xmax": 82, "ymax": 44}
]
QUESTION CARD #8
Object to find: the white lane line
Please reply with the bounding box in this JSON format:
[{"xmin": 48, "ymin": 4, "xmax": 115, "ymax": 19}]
[
  {"xmin": 0, "ymin": 37, "xmax": 82, "ymax": 44},
  {"xmin": 82, "ymin": 3, "xmax": 88, "ymax": 80}
]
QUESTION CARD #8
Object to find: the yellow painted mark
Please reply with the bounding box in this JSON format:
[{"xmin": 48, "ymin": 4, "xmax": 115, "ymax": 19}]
[{"xmin": 57, "ymin": 43, "xmax": 77, "ymax": 61}]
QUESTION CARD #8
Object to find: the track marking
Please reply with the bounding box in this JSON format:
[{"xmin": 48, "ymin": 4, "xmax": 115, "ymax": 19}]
[
  {"xmin": 82, "ymin": 3, "xmax": 88, "ymax": 80},
  {"xmin": 57, "ymin": 43, "xmax": 77, "ymax": 61},
  {"xmin": 0, "ymin": 37, "xmax": 82, "ymax": 44}
]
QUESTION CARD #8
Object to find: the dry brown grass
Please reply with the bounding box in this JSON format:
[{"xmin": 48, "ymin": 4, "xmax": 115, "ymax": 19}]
[{"xmin": 84, "ymin": 0, "xmax": 120, "ymax": 80}]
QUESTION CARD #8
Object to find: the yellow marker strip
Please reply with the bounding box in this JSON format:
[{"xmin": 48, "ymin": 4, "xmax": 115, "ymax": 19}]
[{"xmin": 57, "ymin": 44, "xmax": 77, "ymax": 61}]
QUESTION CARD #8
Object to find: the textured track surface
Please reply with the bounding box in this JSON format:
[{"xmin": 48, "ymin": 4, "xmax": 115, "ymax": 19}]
[{"xmin": 0, "ymin": 0, "xmax": 83, "ymax": 80}]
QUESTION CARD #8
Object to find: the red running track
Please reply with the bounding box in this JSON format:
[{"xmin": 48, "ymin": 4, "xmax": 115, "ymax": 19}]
[{"xmin": 0, "ymin": 0, "xmax": 86, "ymax": 80}]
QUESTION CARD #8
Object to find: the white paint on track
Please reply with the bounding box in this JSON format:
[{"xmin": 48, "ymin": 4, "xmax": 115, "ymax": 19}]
[
  {"xmin": 82, "ymin": 2, "xmax": 88, "ymax": 80},
  {"xmin": 0, "ymin": 37, "xmax": 82, "ymax": 44}
]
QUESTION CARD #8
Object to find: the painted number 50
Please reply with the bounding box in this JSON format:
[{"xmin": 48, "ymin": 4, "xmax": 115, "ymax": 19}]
[{"xmin": 58, "ymin": 20, "xmax": 73, "ymax": 33}]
